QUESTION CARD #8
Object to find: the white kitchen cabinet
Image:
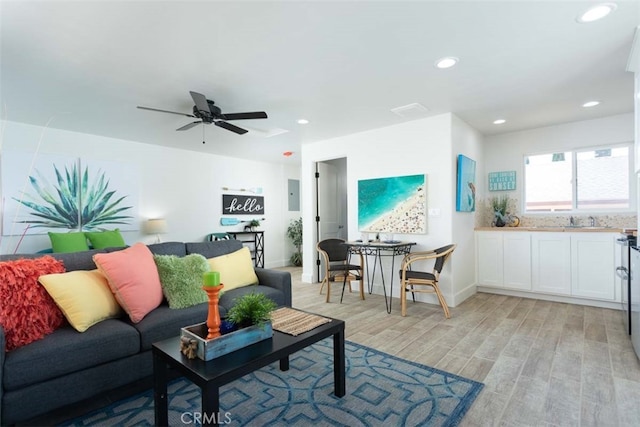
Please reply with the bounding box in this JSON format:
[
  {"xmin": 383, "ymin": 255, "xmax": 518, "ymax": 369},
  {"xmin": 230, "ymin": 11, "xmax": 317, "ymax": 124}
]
[
  {"xmin": 531, "ymin": 233, "xmax": 571, "ymax": 295},
  {"xmin": 476, "ymin": 231, "xmax": 531, "ymax": 290},
  {"xmin": 570, "ymin": 233, "xmax": 617, "ymax": 301},
  {"xmin": 477, "ymin": 232, "xmax": 503, "ymax": 287}
]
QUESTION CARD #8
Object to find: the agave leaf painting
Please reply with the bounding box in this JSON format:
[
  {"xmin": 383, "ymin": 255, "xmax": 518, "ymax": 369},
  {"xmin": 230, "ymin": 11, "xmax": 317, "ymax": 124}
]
[{"xmin": 2, "ymin": 153, "xmax": 138, "ymax": 235}]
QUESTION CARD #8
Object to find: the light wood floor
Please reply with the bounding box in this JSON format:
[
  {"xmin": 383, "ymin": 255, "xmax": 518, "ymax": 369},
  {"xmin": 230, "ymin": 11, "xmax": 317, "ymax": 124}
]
[{"xmin": 281, "ymin": 267, "xmax": 640, "ymax": 427}]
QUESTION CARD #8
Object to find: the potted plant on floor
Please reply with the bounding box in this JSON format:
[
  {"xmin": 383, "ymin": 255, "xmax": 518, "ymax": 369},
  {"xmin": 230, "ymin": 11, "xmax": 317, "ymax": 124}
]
[{"xmin": 287, "ymin": 217, "xmax": 303, "ymax": 266}]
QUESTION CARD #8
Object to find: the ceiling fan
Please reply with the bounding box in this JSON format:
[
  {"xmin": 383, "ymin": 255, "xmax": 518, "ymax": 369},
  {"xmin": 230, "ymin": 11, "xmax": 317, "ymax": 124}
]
[{"xmin": 136, "ymin": 91, "xmax": 268, "ymax": 135}]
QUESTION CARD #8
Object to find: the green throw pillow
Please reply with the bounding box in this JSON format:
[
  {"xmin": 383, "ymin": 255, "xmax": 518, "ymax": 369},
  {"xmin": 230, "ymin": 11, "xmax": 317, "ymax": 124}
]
[
  {"xmin": 49, "ymin": 232, "xmax": 90, "ymax": 253},
  {"xmin": 85, "ymin": 229, "xmax": 126, "ymax": 249},
  {"xmin": 153, "ymin": 254, "xmax": 210, "ymax": 309}
]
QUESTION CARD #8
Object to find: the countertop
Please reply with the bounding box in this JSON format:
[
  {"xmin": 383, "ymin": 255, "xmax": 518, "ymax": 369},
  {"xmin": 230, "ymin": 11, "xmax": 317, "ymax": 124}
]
[{"xmin": 474, "ymin": 226, "xmax": 632, "ymax": 233}]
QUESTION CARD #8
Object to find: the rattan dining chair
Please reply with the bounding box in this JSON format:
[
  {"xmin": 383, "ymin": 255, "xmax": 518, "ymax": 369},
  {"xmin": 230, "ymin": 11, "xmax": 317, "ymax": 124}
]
[
  {"xmin": 317, "ymin": 238, "xmax": 365, "ymax": 303},
  {"xmin": 398, "ymin": 244, "xmax": 456, "ymax": 318}
]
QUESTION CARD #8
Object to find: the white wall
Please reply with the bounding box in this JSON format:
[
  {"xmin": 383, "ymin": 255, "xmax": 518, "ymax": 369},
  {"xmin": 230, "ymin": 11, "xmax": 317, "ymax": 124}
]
[
  {"xmin": 301, "ymin": 113, "xmax": 481, "ymax": 307},
  {"xmin": 482, "ymin": 113, "xmax": 634, "ymax": 208},
  {"xmin": 0, "ymin": 120, "xmax": 298, "ymax": 268},
  {"xmin": 451, "ymin": 115, "xmax": 484, "ymax": 304}
]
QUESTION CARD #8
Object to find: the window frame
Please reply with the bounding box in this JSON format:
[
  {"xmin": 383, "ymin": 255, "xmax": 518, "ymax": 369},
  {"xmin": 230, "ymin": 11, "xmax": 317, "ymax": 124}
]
[{"xmin": 523, "ymin": 142, "xmax": 635, "ymax": 214}]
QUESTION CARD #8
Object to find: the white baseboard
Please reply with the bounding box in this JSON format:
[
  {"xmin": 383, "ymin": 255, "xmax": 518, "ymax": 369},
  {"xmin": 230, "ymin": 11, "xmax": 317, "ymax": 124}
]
[
  {"xmin": 476, "ymin": 286, "xmax": 623, "ymax": 310},
  {"xmin": 451, "ymin": 283, "xmax": 477, "ymax": 307}
]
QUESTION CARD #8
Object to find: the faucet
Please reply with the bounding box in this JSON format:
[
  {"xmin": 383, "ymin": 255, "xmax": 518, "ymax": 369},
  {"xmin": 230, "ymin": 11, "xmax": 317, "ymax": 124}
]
[
  {"xmin": 569, "ymin": 216, "xmax": 575, "ymax": 227},
  {"xmin": 589, "ymin": 216, "xmax": 596, "ymax": 227}
]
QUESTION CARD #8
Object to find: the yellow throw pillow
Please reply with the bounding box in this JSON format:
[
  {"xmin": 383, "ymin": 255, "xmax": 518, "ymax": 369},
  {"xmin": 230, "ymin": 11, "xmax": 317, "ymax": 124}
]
[
  {"xmin": 39, "ymin": 270, "xmax": 122, "ymax": 332},
  {"xmin": 207, "ymin": 247, "xmax": 259, "ymax": 291}
]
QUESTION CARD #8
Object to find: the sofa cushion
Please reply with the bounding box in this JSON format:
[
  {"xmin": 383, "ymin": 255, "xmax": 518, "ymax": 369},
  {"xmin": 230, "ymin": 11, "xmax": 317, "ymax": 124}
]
[
  {"xmin": 48, "ymin": 231, "xmax": 90, "ymax": 253},
  {"xmin": 51, "ymin": 248, "xmax": 109, "ymax": 271},
  {"xmin": 93, "ymin": 243, "xmax": 163, "ymax": 323},
  {"xmin": 154, "ymin": 254, "xmax": 209, "ymax": 309},
  {"xmin": 2, "ymin": 320, "xmax": 140, "ymax": 390},
  {"xmin": 39, "ymin": 270, "xmax": 123, "ymax": 332},
  {"xmin": 0, "ymin": 256, "xmax": 66, "ymax": 351},
  {"xmin": 186, "ymin": 240, "xmax": 242, "ymax": 258},
  {"xmin": 219, "ymin": 285, "xmax": 286, "ymax": 309},
  {"xmin": 131, "ymin": 303, "xmax": 214, "ymax": 350},
  {"xmin": 84, "ymin": 229, "xmax": 126, "ymax": 249},
  {"xmin": 148, "ymin": 241, "xmax": 187, "ymax": 256},
  {"xmin": 207, "ymin": 247, "xmax": 259, "ymax": 291}
]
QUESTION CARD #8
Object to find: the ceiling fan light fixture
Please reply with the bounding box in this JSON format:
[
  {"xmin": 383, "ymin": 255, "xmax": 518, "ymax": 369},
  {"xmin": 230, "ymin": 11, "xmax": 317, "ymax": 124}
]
[
  {"xmin": 576, "ymin": 3, "xmax": 617, "ymax": 23},
  {"xmin": 435, "ymin": 57, "xmax": 459, "ymax": 69},
  {"xmin": 582, "ymin": 101, "xmax": 601, "ymax": 108}
]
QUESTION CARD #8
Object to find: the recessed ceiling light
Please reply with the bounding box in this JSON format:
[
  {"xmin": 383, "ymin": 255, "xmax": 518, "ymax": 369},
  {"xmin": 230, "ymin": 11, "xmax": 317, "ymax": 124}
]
[
  {"xmin": 493, "ymin": 119, "xmax": 506, "ymax": 125},
  {"xmin": 435, "ymin": 57, "xmax": 459, "ymax": 69},
  {"xmin": 576, "ymin": 3, "xmax": 617, "ymax": 23},
  {"xmin": 582, "ymin": 101, "xmax": 600, "ymax": 107},
  {"xmin": 297, "ymin": 119, "xmax": 309, "ymax": 125}
]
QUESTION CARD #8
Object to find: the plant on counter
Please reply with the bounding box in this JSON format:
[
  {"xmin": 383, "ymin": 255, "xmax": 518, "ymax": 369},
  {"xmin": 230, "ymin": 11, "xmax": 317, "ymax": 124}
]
[
  {"xmin": 287, "ymin": 217, "xmax": 303, "ymax": 266},
  {"xmin": 490, "ymin": 194, "xmax": 510, "ymax": 227},
  {"xmin": 226, "ymin": 292, "xmax": 277, "ymax": 329}
]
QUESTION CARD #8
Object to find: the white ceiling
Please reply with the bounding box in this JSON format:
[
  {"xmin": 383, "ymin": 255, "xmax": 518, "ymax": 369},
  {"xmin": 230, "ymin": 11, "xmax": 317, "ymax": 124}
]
[{"xmin": 1, "ymin": 1, "xmax": 639, "ymax": 165}]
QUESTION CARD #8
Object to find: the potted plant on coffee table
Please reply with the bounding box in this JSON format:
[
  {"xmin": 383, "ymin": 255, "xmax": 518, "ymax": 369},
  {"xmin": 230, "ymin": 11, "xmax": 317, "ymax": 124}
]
[
  {"xmin": 181, "ymin": 292, "xmax": 277, "ymax": 361},
  {"xmin": 227, "ymin": 292, "xmax": 277, "ymax": 329}
]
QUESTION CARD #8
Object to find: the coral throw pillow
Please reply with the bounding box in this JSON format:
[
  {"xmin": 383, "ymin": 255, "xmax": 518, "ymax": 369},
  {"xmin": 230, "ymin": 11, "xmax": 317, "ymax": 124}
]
[
  {"xmin": 0, "ymin": 256, "xmax": 66, "ymax": 352},
  {"xmin": 93, "ymin": 243, "xmax": 163, "ymax": 323}
]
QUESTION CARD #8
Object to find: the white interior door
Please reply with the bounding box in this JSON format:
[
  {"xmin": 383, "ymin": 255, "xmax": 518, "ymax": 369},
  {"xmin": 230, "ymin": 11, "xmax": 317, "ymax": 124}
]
[
  {"xmin": 318, "ymin": 162, "xmax": 340, "ymax": 240},
  {"xmin": 316, "ymin": 159, "xmax": 347, "ymax": 282}
]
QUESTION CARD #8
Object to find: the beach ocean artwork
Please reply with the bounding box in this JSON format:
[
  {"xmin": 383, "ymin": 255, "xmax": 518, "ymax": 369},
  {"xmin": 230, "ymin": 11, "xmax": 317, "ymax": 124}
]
[
  {"xmin": 358, "ymin": 174, "xmax": 427, "ymax": 234},
  {"xmin": 456, "ymin": 154, "xmax": 476, "ymax": 212}
]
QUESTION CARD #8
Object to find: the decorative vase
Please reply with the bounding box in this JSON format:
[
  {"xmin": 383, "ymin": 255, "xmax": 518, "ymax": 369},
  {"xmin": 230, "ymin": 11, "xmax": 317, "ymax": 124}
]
[
  {"xmin": 203, "ymin": 284, "xmax": 224, "ymax": 340},
  {"xmin": 494, "ymin": 212, "xmax": 506, "ymax": 227}
]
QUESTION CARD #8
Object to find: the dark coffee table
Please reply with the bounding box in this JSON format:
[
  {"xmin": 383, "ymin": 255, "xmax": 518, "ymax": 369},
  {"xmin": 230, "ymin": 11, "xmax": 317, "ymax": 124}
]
[{"xmin": 152, "ymin": 315, "xmax": 345, "ymax": 426}]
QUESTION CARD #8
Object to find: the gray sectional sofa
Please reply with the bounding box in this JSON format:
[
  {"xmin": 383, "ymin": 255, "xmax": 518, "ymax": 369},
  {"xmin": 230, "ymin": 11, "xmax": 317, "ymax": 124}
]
[{"xmin": 0, "ymin": 240, "xmax": 292, "ymax": 425}]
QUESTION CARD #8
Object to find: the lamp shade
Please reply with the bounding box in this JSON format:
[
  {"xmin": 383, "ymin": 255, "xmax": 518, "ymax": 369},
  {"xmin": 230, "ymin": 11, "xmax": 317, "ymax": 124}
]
[{"xmin": 145, "ymin": 219, "xmax": 168, "ymax": 235}]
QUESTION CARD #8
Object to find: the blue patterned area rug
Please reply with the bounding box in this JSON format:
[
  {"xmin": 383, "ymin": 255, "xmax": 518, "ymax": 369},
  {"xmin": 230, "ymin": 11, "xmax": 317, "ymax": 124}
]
[{"xmin": 61, "ymin": 339, "xmax": 483, "ymax": 427}]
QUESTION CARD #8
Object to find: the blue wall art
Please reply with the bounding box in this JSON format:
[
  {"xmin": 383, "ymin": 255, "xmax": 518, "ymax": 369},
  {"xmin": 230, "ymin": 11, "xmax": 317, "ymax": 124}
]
[{"xmin": 456, "ymin": 154, "xmax": 476, "ymax": 212}]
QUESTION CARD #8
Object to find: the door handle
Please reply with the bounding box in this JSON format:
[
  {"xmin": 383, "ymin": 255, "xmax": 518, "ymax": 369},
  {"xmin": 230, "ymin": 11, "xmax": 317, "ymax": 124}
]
[{"xmin": 616, "ymin": 266, "xmax": 629, "ymax": 280}]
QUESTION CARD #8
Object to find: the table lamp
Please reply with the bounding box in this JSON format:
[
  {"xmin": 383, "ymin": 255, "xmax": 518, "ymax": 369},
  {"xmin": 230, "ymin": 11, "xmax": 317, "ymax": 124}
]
[{"xmin": 145, "ymin": 218, "xmax": 168, "ymax": 243}]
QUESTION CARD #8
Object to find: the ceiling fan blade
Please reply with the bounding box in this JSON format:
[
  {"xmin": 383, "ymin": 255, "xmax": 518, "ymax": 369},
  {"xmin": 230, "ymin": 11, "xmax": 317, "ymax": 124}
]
[
  {"xmin": 137, "ymin": 106, "xmax": 195, "ymax": 118},
  {"xmin": 222, "ymin": 112, "xmax": 268, "ymax": 120},
  {"xmin": 189, "ymin": 91, "xmax": 211, "ymax": 115},
  {"xmin": 215, "ymin": 120, "xmax": 248, "ymax": 135},
  {"xmin": 176, "ymin": 121, "xmax": 203, "ymax": 131}
]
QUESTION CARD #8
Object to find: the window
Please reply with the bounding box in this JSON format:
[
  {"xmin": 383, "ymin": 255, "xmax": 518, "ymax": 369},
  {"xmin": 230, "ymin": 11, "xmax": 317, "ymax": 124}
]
[{"xmin": 524, "ymin": 145, "xmax": 630, "ymax": 212}]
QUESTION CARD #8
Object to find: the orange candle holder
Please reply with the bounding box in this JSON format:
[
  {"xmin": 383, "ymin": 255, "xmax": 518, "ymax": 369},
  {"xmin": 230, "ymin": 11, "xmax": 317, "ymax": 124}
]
[{"xmin": 203, "ymin": 284, "xmax": 224, "ymax": 340}]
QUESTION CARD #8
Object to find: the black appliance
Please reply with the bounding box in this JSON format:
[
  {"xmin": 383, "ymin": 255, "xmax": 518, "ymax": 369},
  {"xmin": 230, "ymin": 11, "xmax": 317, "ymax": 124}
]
[{"xmin": 618, "ymin": 232, "xmax": 637, "ymax": 335}]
